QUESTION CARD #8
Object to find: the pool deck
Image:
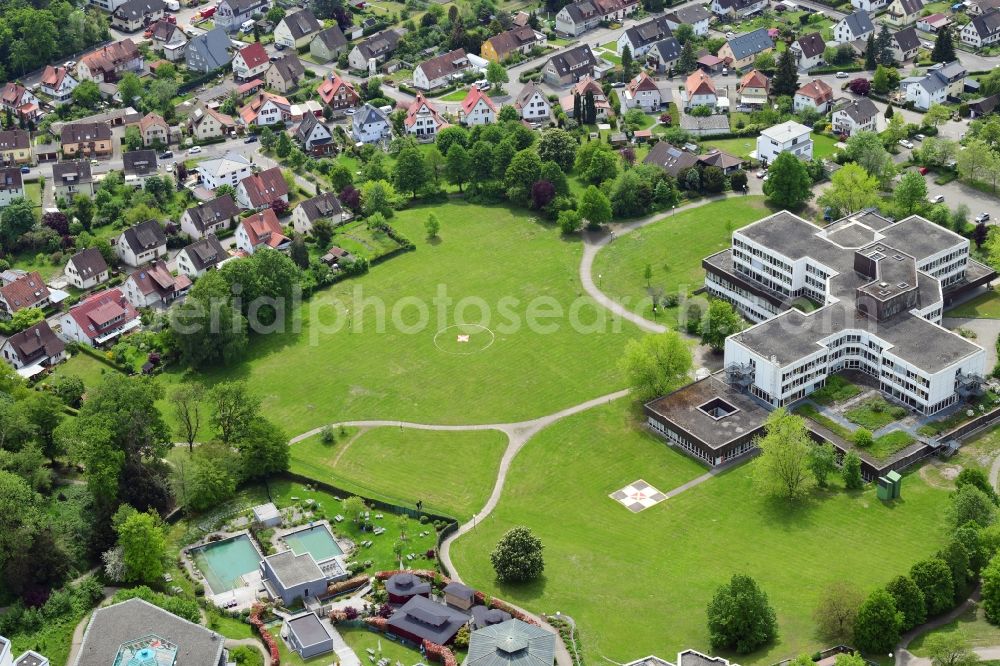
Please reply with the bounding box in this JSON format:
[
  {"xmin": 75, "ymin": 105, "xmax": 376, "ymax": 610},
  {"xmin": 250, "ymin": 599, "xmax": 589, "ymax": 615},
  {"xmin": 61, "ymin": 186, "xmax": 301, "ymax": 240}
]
[
  {"xmin": 184, "ymin": 529, "xmax": 267, "ymax": 610},
  {"xmin": 272, "ymin": 520, "xmax": 354, "ymax": 563}
]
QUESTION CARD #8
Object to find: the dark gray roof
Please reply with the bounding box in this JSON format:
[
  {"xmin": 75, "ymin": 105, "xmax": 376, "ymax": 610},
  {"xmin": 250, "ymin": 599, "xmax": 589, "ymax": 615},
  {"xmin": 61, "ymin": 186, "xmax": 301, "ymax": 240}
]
[
  {"xmin": 352, "ymin": 103, "xmax": 390, "ymax": 129},
  {"xmin": 653, "ymin": 37, "xmax": 682, "ymax": 62},
  {"xmin": 841, "ymin": 10, "xmax": 874, "ymax": 37},
  {"xmin": 896, "ymin": 0, "xmax": 923, "ymax": 14},
  {"xmin": 355, "ymin": 29, "xmax": 402, "ymax": 60},
  {"xmin": 386, "ymin": 572, "xmax": 432, "ymax": 597},
  {"xmin": 443, "ymin": 581, "xmax": 475, "ymax": 601},
  {"xmin": 120, "ymin": 220, "xmax": 167, "ymax": 253},
  {"xmin": 726, "ymin": 27, "xmax": 773, "ymax": 60},
  {"xmin": 466, "ymin": 620, "xmax": 556, "ymax": 666},
  {"xmin": 264, "ymin": 550, "xmax": 325, "ymax": 588},
  {"xmin": 286, "ymin": 612, "xmax": 333, "ymax": 648},
  {"xmin": 295, "ymin": 112, "xmax": 328, "ymax": 143},
  {"xmin": 0, "ymin": 167, "xmax": 22, "ymax": 191},
  {"xmin": 893, "ymin": 26, "xmax": 920, "ymax": 52},
  {"xmin": 60, "ymin": 122, "xmax": 112, "ymax": 144},
  {"xmin": 182, "ymin": 235, "xmax": 227, "ymax": 271},
  {"xmin": 546, "ymin": 44, "xmax": 597, "ymax": 77},
  {"xmin": 561, "ymin": 0, "xmax": 601, "ymax": 23},
  {"xmin": 386, "ymin": 596, "xmax": 468, "ymax": 645},
  {"xmin": 795, "ymin": 32, "xmax": 825, "ymax": 58},
  {"xmin": 53, "ymin": 160, "xmax": 93, "ymax": 186},
  {"xmin": 834, "ymin": 97, "xmax": 878, "ymax": 123},
  {"xmin": 471, "ymin": 607, "xmax": 513, "ymax": 630},
  {"xmin": 68, "ymin": 247, "xmax": 109, "ymax": 279},
  {"xmin": 515, "ymin": 82, "xmax": 546, "ymax": 108},
  {"xmin": 678, "ymin": 650, "xmax": 730, "ymax": 666},
  {"xmin": 114, "ymin": 0, "xmax": 164, "ymax": 19},
  {"xmin": 622, "ymin": 17, "xmax": 672, "ymax": 50},
  {"xmin": 187, "ymin": 27, "xmax": 232, "ymax": 71},
  {"xmin": 298, "ymin": 191, "xmax": 343, "ymax": 222},
  {"xmin": 971, "ymin": 9, "xmax": 1000, "ymax": 36},
  {"xmin": 72, "ymin": 598, "xmax": 225, "ymax": 666},
  {"xmin": 185, "ymin": 195, "xmax": 240, "ymax": 233},
  {"xmin": 666, "ymin": 4, "xmax": 711, "ymax": 23},
  {"xmin": 280, "ymin": 9, "xmax": 321, "ymax": 39},
  {"xmin": 5, "ymin": 320, "xmax": 65, "ymax": 365},
  {"xmin": 0, "ymin": 129, "xmax": 29, "ymax": 151},
  {"xmin": 644, "ymin": 141, "xmax": 698, "ymax": 176},
  {"xmin": 270, "ymin": 53, "xmax": 305, "ymax": 83},
  {"xmin": 123, "ymin": 149, "xmax": 158, "ymax": 177},
  {"xmin": 970, "ymin": 94, "xmax": 1000, "ymax": 115},
  {"xmin": 315, "ymin": 24, "xmax": 347, "ymax": 51}
]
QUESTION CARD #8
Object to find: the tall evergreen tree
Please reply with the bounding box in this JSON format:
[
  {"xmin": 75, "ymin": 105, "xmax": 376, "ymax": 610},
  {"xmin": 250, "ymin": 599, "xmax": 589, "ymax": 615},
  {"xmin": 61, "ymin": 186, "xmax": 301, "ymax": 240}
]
[
  {"xmin": 865, "ymin": 33, "xmax": 877, "ymax": 70},
  {"xmin": 621, "ymin": 44, "xmax": 633, "ymax": 82},
  {"xmin": 771, "ymin": 49, "xmax": 799, "ymax": 97},
  {"xmin": 876, "ymin": 24, "xmax": 895, "ymax": 65},
  {"xmin": 677, "ymin": 40, "xmax": 697, "ymax": 74},
  {"xmin": 930, "ymin": 25, "xmax": 956, "ymax": 63},
  {"xmin": 573, "ymin": 92, "xmax": 582, "ymax": 121},
  {"xmin": 584, "ymin": 90, "xmax": 596, "ymax": 124}
]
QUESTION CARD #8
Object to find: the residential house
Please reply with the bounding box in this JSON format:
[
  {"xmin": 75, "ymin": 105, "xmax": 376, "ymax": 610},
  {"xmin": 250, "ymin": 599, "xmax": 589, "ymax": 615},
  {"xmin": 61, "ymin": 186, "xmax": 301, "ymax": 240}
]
[
  {"xmin": 514, "ymin": 82, "xmax": 551, "ymax": 121},
  {"xmin": 348, "ymin": 29, "xmax": 403, "ymax": 72},
  {"xmin": 72, "ymin": 598, "xmax": 228, "ymax": 666},
  {"xmin": 968, "ymin": 0, "xmax": 1000, "ymax": 14},
  {"xmin": 832, "ymin": 97, "xmax": 879, "ymax": 135},
  {"xmin": 404, "ymin": 93, "xmax": 448, "ymax": 140},
  {"xmin": 560, "ymin": 76, "xmax": 612, "ymax": 120},
  {"xmin": 962, "ymin": 8, "xmax": 1000, "ymax": 46},
  {"xmin": 834, "ymin": 11, "xmax": 875, "ymax": 43},
  {"xmin": 460, "ymin": 87, "xmax": 498, "ymax": 125},
  {"xmin": 481, "ymin": 26, "xmax": 547, "ymax": 62},
  {"xmin": 0, "ymin": 130, "xmax": 30, "ymax": 166},
  {"xmin": 116, "ymin": 220, "xmax": 167, "ymax": 267},
  {"xmin": 77, "ymin": 39, "xmax": 143, "ymax": 82},
  {"xmin": 0, "ymin": 83, "xmax": 39, "ymax": 122},
  {"xmin": 619, "ymin": 71, "xmax": 661, "ymax": 111},
  {"xmin": 317, "ymin": 74, "xmax": 360, "ymax": 112},
  {"xmin": 138, "ymin": 112, "xmax": 169, "ymax": 147},
  {"xmin": 790, "ymin": 32, "xmax": 826, "ymax": 70},
  {"xmin": 793, "ymin": 78, "xmax": 834, "ymax": 113},
  {"xmin": 849, "ymin": 0, "xmax": 889, "ymax": 10},
  {"xmin": 737, "ymin": 69, "xmax": 769, "ymax": 108},
  {"xmin": 149, "ymin": 20, "xmax": 188, "ymax": 61},
  {"xmin": 647, "ymin": 38, "xmax": 682, "ymax": 72},
  {"xmin": 901, "ymin": 60, "xmax": 966, "ymax": 109},
  {"xmin": 284, "ymin": 612, "xmax": 335, "ymax": 660},
  {"xmin": 917, "ymin": 13, "xmax": 952, "ymax": 31},
  {"xmin": 123, "ymin": 260, "xmax": 190, "ymax": 308},
  {"xmin": 0, "ymin": 169, "xmax": 24, "ymax": 208},
  {"xmin": 555, "ymin": 0, "xmax": 639, "ymax": 36},
  {"xmin": 237, "ymin": 166, "xmax": 288, "ymax": 209},
  {"xmin": 111, "ymin": 0, "xmax": 164, "ymax": 32},
  {"xmin": 176, "ymin": 234, "xmax": 229, "ymax": 278},
  {"xmin": 185, "ymin": 27, "xmax": 232, "ymax": 73},
  {"xmin": 40, "ymin": 66, "xmax": 78, "ymax": 104},
  {"xmin": 698, "ymin": 149, "xmax": 743, "ymax": 174},
  {"xmin": 59, "ymin": 287, "xmax": 140, "ymax": 347},
  {"xmin": 0, "ymin": 271, "xmax": 50, "ymax": 318},
  {"xmin": 64, "ymin": 247, "xmax": 109, "ymax": 290},
  {"xmin": 756, "ymin": 120, "xmax": 812, "ymax": 164},
  {"xmin": 236, "ymin": 208, "xmax": 290, "ymax": 253},
  {"xmin": 681, "ymin": 113, "xmax": 731, "ymax": 136},
  {"xmin": 60, "ymin": 122, "xmax": 113, "ymax": 158},
  {"xmin": 543, "ymin": 44, "xmax": 600, "ymax": 86},
  {"xmin": 352, "ymin": 103, "xmax": 391, "ymax": 143},
  {"xmin": 663, "ymin": 4, "xmax": 711, "ymax": 36},
  {"xmin": 215, "ymin": 0, "xmax": 272, "ymax": 32},
  {"xmin": 617, "ymin": 16, "xmax": 672, "ymax": 57},
  {"xmin": 189, "ymin": 104, "xmax": 236, "ymax": 140},
  {"xmin": 292, "ymin": 191, "xmax": 350, "ymax": 234},
  {"xmin": 311, "ymin": 25, "xmax": 348, "ymax": 62},
  {"xmin": 239, "ymin": 91, "xmax": 291, "ymax": 126},
  {"xmin": 413, "ymin": 49, "xmax": 475, "ymax": 91},
  {"xmin": 387, "ymin": 596, "xmax": 469, "ymax": 645},
  {"xmin": 644, "ymin": 141, "xmax": 699, "ymax": 177},
  {"xmin": 274, "ymin": 9, "xmax": 322, "ymax": 49},
  {"xmin": 233, "ymin": 42, "xmax": 271, "ymax": 81},
  {"xmin": 0, "ymin": 321, "xmax": 66, "ymax": 376},
  {"xmin": 682, "ymin": 70, "xmax": 717, "ymax": 111},
  {"xmin": 969, "ymin": 94, "xmax": 1000, "ymax": 117},
  {"xmin": 885, "ymin": 0, "xmax": 923, "ymax": 25},
  {"xmin": 710, "ymin": 0, "xmax": 768, "ymax": 18},
  {"xmin": 294, "ymin": 113, "xmax": 335, "ymax": 155},
  {"xmin": 891, "ymin": 26, "xmax": 921, "ymax": 62},
  {"xmin": 122, "ymin": 149, "xmax": 158, "ymax": 186},
  {"xmin": 52, "ymin": 160, "xmax": 95, "ymax": 199},
  {"xmin": 386, "ymin": 573, "xmax": 432, "ymax": 604},
  {"xmin": 265, "ymin": 54, "xmax": 306, "ymax": 93},
  {"xmin": 718, "ymin": 28, "xmax": 773, "ymax": 71},
  {"xmin": 180, "ymin": 195, "xmax": 241, "ymax": 238}
]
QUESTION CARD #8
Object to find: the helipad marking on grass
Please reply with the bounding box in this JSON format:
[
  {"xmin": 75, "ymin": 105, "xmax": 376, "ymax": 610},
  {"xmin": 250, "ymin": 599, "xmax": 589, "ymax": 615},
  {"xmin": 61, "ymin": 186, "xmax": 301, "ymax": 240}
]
[
  {"xmin": 610, "ymin": 480, "xmax": 667, "ymax": 512},
  {"xmin": 433, "ymin": 324, "xmax": 496, "ymax": 355}
]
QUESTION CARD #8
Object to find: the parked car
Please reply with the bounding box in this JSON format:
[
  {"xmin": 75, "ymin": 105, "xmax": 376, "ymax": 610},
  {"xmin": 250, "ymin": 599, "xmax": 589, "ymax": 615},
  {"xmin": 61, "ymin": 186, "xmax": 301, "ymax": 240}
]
[
  {"xmin": 474, "ymin": 80, "xmax": 490, "ymax": 90},
  {"xmin": 931, "ymin": 194, "xmax": 944, "ymax": 203},
  {"xmin": 188, "ymin": 146, "xmax": 202, "ymax": 154},
  {"xmin": 19, "ymin": 166, "xmax": 29, "ymax": 173},
  {"xmin": 90, "ymin": 159, "xmax": 99, "ymax": 166},
  {"xmin": 836, "ymin": 71, "xmax": 849, "ymax": 78},
  {"xmin": 898, "ymin": 139, "xmax": 914, "ymax": 149},
  {"xmin": 756, "ymin": 170, "xmax": 766, "ymax": 178},
  {"xmin": 918, "ymin": 166, "xmax": 929, "ymax": 175},
  {"xmin": 159, "ymin": 150, "xmax": 173, "ymax": 159},
  {"xmin": 914, "ymin": 133, "xmax": 926, "ymax": 141},
  {"xmin": 976, "ymin": 213, "xmax": 991, "ymax": 223},
  {"xmin": 244, "ymin": 134, "xmax": 258, "ymax": 143}
]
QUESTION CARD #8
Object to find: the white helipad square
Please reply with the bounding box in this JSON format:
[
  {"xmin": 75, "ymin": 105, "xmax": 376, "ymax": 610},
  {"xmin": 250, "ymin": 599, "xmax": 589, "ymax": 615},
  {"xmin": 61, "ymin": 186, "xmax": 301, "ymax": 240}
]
[{"xmin": 609, "ymin": 480, "xmax": 667, "ymax": 513}]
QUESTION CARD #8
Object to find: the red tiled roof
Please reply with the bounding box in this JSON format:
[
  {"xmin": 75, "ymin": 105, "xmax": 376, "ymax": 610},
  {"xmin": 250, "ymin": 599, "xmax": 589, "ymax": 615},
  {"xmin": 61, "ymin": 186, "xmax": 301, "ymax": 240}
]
[
  {"xmin": 739, "ymin": 69, "xmax": 770, "ymax": 91},
  {"xmin": 139, "ymin": 112, "xmax": 167, "ymax": 133},
  {"xmin": 238, "ymin": 42, "xmax": 269, "ymax": 70},
  {"xmin": 686, "ymin": 70, "xmax": 716, "ymax": 97},
  {"xmin": 796, "ymin": 78, "xmax": 833, "ymax": 102},
  {"xmin": 0, "ymin": 271, "xmax": 49, "ymax": 313},
  {"xmin": 461, "ymin": 87, "xmax": 498, "ymax": 115},
  {"xmin": 404, "ymin": 93, "xmax": 447, "ymax": 129},
  {"xmin": 316, "ymin": 74, "xmax": 358, "ymax": 105},
  {"xmin": 239, "ymin": 166, "xmax": 288, "ymax": 207},
  {"xmin": 239, "ymin": 91, "xmax": 290, "ymax": 124},
  {"xmin": 69, "ymin": 288, "xmax": 138, "ymax": 339},
  {"xmin": 241, "ymin": 208, "xmax": 288, "ymax": 248},
  {"xmin": 41, "ymin": 66, "xmax": 69, "ymax": 90},
  {"xmin": 627, "ymin": 71, "xmax": 658, "ymax": 95}
]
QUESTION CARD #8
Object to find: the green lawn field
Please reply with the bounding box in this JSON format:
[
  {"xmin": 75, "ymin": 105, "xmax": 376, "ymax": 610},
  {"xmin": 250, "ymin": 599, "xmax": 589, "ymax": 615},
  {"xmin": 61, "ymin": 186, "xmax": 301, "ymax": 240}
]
[
  {"xmin": 450, "ymin": 398, "xmax": 950, "ymax": 665},
  {"xmin": 705, "ymin": 134, "xmax": 841, "ymax": 160},
  {"xmin": 290, "ymin": 426, "xmax": 508, "ymax": 519},
  {"xmin": 154, "ymin": 202, "xmax": 641, "ymax": 436},
  {"xmin": 945, "ymin": 290, "xmax": 1000, "ymax": 318},
  {"xmin": 907, "ymin": 605, "xmax": 1000, "ymax": 655},
  {"xmin": 592, "ymin": 197, "xmax": 773, "ymax": 326}
]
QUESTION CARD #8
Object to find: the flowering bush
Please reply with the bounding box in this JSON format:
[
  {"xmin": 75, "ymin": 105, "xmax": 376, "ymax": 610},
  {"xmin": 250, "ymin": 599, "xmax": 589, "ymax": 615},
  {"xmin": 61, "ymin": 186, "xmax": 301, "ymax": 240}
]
[
  {"xmin": 326, "ymin": 574, "xmax": 369, "ymax": 596},
  {"xmin": 422, "ymin": 640, "xmax": 458, "ymax": 666},
  {"xmin": 366, "ymin": 616, "xmax": 388, "ymax": 631},
  {"xmin": 249, "ymin": 604, "xmax": 281, "ymax": 666}
]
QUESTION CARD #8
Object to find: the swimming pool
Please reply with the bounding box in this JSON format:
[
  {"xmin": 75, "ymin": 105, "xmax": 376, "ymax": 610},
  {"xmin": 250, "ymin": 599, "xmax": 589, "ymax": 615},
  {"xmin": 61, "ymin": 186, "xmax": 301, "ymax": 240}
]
[
  {"xmin": 283, "ymin": 524, "xmax": 343, "ymax": 562},
  {"xmin": 190, "ymin": 534, "xmax": 262, "ymax": 593}
]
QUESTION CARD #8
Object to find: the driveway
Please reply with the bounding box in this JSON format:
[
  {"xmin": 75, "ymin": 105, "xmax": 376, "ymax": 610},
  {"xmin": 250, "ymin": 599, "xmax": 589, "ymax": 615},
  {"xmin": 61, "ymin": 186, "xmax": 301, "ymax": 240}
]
[{"xmin": 943, "ymin": 316, "xmax": 1000, "ymax": 369}]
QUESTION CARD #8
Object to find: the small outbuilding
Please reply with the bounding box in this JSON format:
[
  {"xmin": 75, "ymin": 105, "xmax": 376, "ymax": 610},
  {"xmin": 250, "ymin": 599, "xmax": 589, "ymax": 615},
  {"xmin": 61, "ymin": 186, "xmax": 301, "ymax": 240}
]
[
  {"xmin": 285, "ymin": 611, "xmax": 335, "ymax": 658},
  {"xmin": 466, "ymin": 619, "xmax": 557, "ymax": 666},
  {"xmin": 386, "ymin": 596, "xmax": 469, "ymax": 645},
  {"xmin": 443, "ymin": 582, "xmax": 475, "ymax": 610},
  {"xmin": 261, "ymin": 550, "xmax": 326, "ymax": 606},
  {"xmin": 253, "ymin": 502, "xmax": 283, "ymax": 528},
  {"xmin": 385, "ymin": 572, "xmax": 432, "ymax": 604},
  {"xmin": 471, "ymin": 607, "xmax": 512, "ymax": 630}
]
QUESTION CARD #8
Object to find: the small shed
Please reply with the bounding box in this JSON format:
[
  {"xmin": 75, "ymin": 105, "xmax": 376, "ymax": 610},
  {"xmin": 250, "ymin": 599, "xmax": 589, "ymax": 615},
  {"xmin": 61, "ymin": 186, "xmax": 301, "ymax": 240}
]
[
  {"xmin": 385, "ymin": 572, "xmax": 432, "ymax": 604},
  {"xmin": 285, "ymin": 611, "xmax": 335, "ymax": 658},
  {"xmin": 443, "ymin": 581, "xmax": 475, "ymax": 611},
  {"xmin": 253, "ymin": 502, "xmax": 283, "ymax": 527}
]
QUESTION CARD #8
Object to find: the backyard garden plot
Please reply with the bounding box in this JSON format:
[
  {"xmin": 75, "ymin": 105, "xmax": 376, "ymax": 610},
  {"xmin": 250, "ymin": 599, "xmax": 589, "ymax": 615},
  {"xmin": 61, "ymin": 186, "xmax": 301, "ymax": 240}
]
[
  {"xmin": 451, "ymin": 399, "xmax": 951, "ymax": 666},
  {"xmin": 290, "ymin": 426, "xmax": 508, "ymax": 519},
  {"xmin": 154, "ymin": 202, "xmax": 641, "ymax": 435}
]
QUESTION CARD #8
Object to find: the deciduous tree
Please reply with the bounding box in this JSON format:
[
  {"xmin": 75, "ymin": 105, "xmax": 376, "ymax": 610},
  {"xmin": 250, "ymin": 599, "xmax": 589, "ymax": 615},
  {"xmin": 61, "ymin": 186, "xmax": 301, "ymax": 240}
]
[
  {"xmin": 763, "ymin": 152, "xmax": 812, "ymax": 209},
  {"xmin": 818, "ymin": 163, "xmax": 881, "ymax": 216},
  {"xmin": 491, "ymin": 526, "xmax": 544, "ymax": 583},
  {"xmin": 706, "ymin": 574, "xmax": 777, "ymax": 653},
  {"xmin": 853, "ymin": 589, "xmax": 902, "ymax": 653},
  {"xmin": 619, "ymin": 331, "xmax": 692, "ymax": 401},
  {"xmin": 886, "ymin": 574, "xmax": 926, "ymax": 631},
  {"xmin": 814, "ymin": 581, "xmax": 864, "ymax": 641}
]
